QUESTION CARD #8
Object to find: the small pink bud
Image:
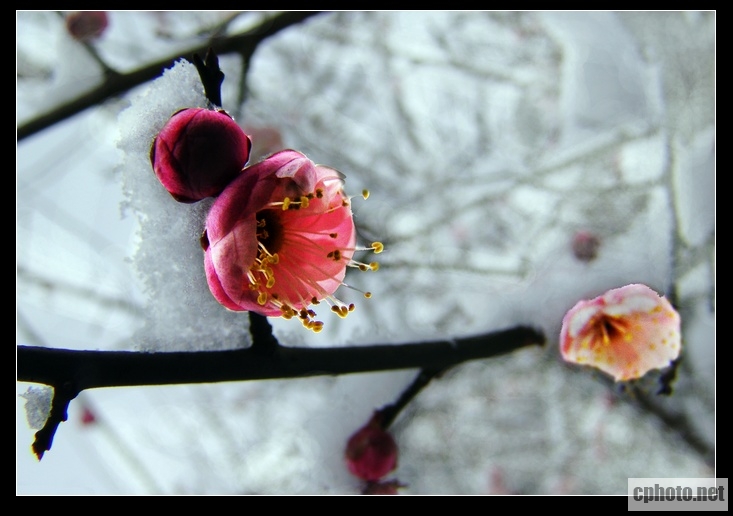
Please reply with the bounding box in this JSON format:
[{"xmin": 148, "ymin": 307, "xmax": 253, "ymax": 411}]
[
  {"xmin": 345, "ymin": 413, "xmax": 398, "ymax": 482},
  {"xmin": 65, "ymin": 11, "xmax": 109, "ymax": 42},
  {"xmin": 150, "ymin": 108, "xmax": 252, "ymax": 203}
]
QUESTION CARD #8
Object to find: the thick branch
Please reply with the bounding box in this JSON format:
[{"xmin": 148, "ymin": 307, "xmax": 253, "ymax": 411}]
[
  {"xmin": 17, "ymin": 326, "xmax": 544, "ymax": 391},
  {"xmin": 17, "ymin": 11, "xmax": 322, "ymax": 142}
]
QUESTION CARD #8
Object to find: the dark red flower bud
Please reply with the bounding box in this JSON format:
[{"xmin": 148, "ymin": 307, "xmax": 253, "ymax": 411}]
[
  {"xmin": 66, "ymin": 11, "xmax": 109, "ymax": 42},
  {"xmin": 345, "ymin": 413, "xmax": 398, "ymax": 482},
  {"xmin": 150, "ymin": 108, "xmax": 252, "ymax": 203}
]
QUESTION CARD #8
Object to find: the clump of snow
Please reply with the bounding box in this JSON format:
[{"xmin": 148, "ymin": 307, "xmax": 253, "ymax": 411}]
[
  {"xmin": 20, "ymin": 386, "xmax": 53, "ymax": 430},
  {"xmin": 116, "ymin": 59, "xmax": 251, "ymax": 351}
]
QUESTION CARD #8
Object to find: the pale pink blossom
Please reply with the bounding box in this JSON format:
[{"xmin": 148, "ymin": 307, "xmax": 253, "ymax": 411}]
[
  {"xmin": 202, "ymin": 150, "xmax": 382, "ymax": 332},
  {"xmin": 560, "ymin": 284, "xmax": 681, "ymax": 382}
]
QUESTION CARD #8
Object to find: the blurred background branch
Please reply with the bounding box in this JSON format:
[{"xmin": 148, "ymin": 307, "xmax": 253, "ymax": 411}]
[{"xmin": 18, "ymin": 11, "xmax": 321, "ymax": 141}]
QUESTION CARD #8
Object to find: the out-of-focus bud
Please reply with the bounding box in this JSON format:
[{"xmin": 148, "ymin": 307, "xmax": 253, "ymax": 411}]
[
  {"xmin": 80, "ymin": 406, "xmax": 97, "ymax": 426},
  {"xmin": 345, "ymin": 412, "xmax": 398, "ymax": 482},
  {"xmin": 65, "ymin": 11, "xmax": 109, "ymax": 42},
  {"xmin": 150, "ymin": 108, "xmax": 252, "ymax": 203},
  {"xmin": 571, "ymin": 230, "xmax": 601, "ymax": 262}
]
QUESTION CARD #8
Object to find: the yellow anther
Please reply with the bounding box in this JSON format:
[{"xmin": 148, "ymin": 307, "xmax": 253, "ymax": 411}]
[
  {"xmin": 266, "ymin": 276, "xmax": 276, "ymax": 289},
  {"xmin": 364, "ymin": 292, "xmax": 372, "ymax": 299},
  {"xmin": 300, "ymin": 196, "xmax": 310, "ymax": 209},
  {"xmin": 257, "ymin": 292, "xmax": 268, "ymax": 305},
  {"xmin": 371, "ymin": 242, "xmax": 384, "ymax": 254},
  {"xmin": 369, "ymin": 262, "xmax": 380, "ymax": 271},
  {"xmin": 362, "ymin": 189, "xmax": 370, "ymax": 200},
  {"xmin": 282, "ymin": 197, "xmax": 291, "ymax": 210},
  {"xmin": 270, "ymin": 253, "xmax": 279, "ymax": 264},
  {"xmin": 281, "ymin": 304, "xmax": 295, "ymax": 319}
]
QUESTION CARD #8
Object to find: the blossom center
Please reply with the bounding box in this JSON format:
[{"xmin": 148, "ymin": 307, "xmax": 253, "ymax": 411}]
[
  {"xmin": 590, "ymin": 313, "xmax": 629, "ymax": 348},
  {"xmin": 256, "ymin": 210, "xmax": 283, "ymax": 255}
]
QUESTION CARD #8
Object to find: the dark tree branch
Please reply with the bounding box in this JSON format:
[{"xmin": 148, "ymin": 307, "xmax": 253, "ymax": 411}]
[
  {"xmin": 379, "ymin": 368, "xmax": 444, "ymax": 430},
  {"xmin": 17, "ymin": 326, "xmax": 544, "ymax": 390},
  {"xmin": 31, "ymin": 382, "xmax": 79, "ymax": 460},
  {"xmin": 248, "ymin": 311, "xmax": 280, "ymax": 356},
  {"xmin": 18, "ymin": 325, "xmax": 543, "ymax": 459},
  {"xmin": 17, "ymin": 11, "xmax": 323, "ymax": 142},
  {"xmin": 193, "ymin": 48, "xmax": 225, "ymax": 108}
]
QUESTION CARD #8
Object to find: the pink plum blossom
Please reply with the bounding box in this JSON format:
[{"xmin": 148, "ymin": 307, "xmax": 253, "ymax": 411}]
[
  {"xmin": 560, "ymin": 284, "xmax": 681, "ymax": 382},
  {"xmin": 150, "ymin": 108, "xmax": 251, "ymax": 203},
  {"xmin": 202, "ymin": 150, "xmax": 382, "ymax": 332},
  {"xmin": 345, "ymin": 412, "xmax": 398, "ymax": 482}
]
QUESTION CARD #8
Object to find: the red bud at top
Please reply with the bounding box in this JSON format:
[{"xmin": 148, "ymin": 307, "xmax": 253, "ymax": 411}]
[
  {"xmin": 66, "ymin": 11, "xmax": 109, "ymax": 42},
  {"xmin": 150, "ymin": 108, "xmax": 252, "ymax": 203}
]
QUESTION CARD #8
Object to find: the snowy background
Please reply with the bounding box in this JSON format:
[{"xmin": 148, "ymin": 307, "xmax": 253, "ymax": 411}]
[{"xmin": 17, "ymin": 11, "xmax": 715, "ymax": 495}]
